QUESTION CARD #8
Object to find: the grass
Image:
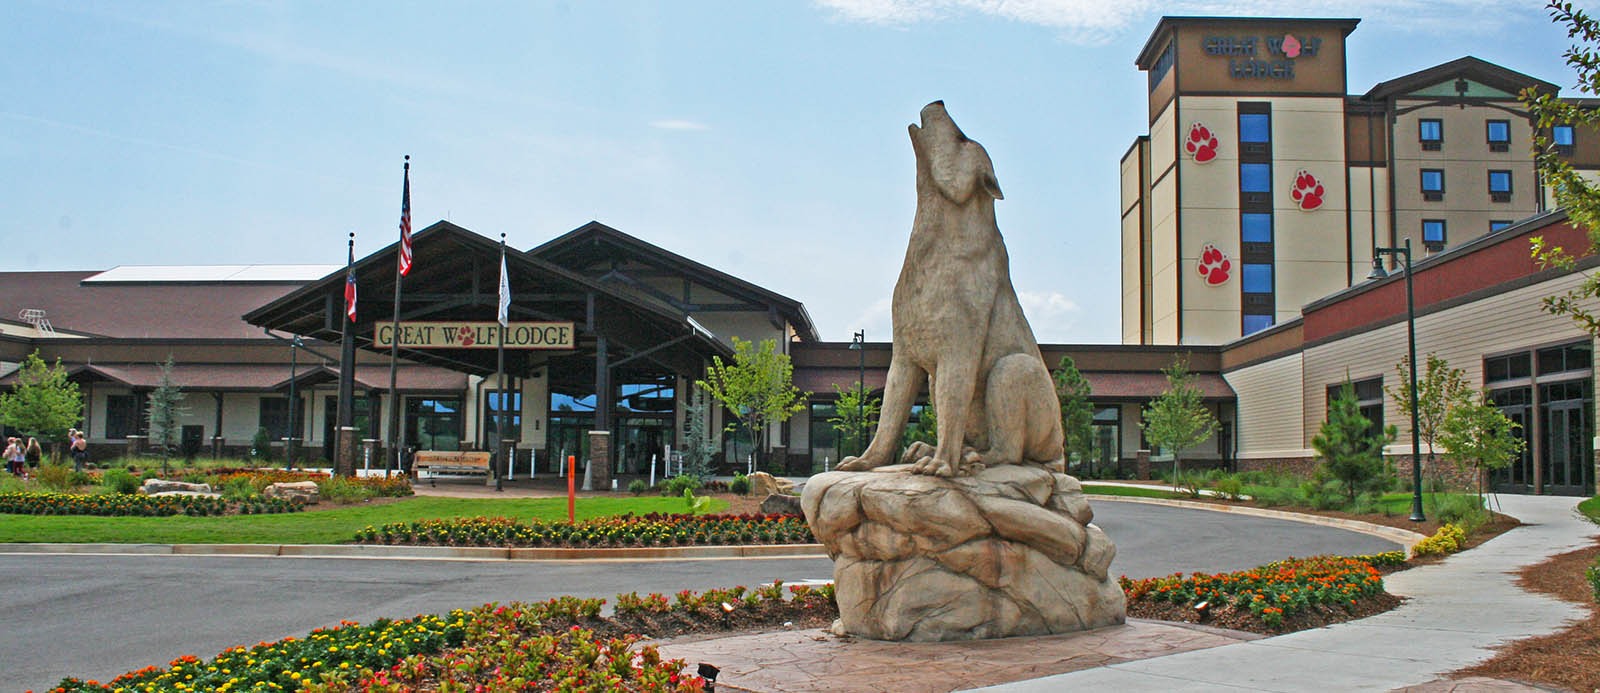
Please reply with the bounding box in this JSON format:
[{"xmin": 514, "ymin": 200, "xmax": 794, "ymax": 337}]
[
  {"xmin": 0, "ymin": 496, "xmax": 729, "ymax": 545},
  {"xmin": 1081, "ymin": 484, "xmax": 1184, "ymax": 499},
  {"xmin": 1580, "ymin": 495, "xmax": 1600, "ymax": 525}
]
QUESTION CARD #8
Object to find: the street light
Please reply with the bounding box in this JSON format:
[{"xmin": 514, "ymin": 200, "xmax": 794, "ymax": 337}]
[
  {"xmin": 848, "ymin": 330, "xmax": 865, "ymax": 457},
  {"xmin": 1367, "ymin": 239, "xmax": 1425, "ymax": 522},
  {"xmin": 287, "ymin": 335, "xmax": 302, "ymax": 470}
]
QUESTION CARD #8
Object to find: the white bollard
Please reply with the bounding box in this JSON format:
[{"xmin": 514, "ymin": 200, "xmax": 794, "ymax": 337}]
[
  {"xmin": 581, "ymin": 459, "xmax": 592, "ymax": 491},
  {"xmin": 825, "ymin": 456, "xmax": 830, "ymax": 473},
  {"xmin": 649, "ymin": 453, "xmax": 657, "ymax": 488}
]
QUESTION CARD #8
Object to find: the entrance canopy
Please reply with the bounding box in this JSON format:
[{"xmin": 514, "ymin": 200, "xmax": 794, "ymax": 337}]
[{"xmin": 242, "ymin": 222, "xmax": 732, "ymax": 393}]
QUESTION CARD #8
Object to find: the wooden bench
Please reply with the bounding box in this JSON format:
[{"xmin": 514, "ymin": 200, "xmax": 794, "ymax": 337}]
[{"xmin": 413, "ymin": 451, "xmax": 493, "ymax": 486}]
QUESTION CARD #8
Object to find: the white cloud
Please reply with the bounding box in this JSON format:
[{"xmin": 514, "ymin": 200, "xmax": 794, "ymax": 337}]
[
  {"xmin": 1016, "ymin": 289, "xmax": 1083, "ymax": 343},
  {"xmin": 649, "ymin": 119, "xmax": 711, "ymax": 131},
  {"xmin": 815, "ymin": 0, "xmax": 1150, "ymax": 42}
]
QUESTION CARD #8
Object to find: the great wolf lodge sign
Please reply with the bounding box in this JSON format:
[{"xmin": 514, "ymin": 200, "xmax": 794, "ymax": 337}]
[
  {"xmin": 1204, "ymin": 33, "xmax": 1322, "ymax": 80},
  {"xmin": 374, "ymin": 322, "xmax": 575, "ymax": 349}
]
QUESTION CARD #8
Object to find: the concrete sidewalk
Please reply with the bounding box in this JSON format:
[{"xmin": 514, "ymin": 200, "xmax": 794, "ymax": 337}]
[{"xmin": 976, "ymin": 495, "xmax": 1598, "ymax": 693}]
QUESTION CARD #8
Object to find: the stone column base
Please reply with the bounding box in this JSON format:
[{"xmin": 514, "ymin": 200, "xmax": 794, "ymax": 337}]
[
  {"xmin": 335, "ymin": 427, "xmax": 359, "ymax": 477},
  {"xmin": 588, "ymin": 431, "xmax": 612, "ymax": 492},
  {"xmin": 1135, "ymin": 450, "xmax": 1151, "ymax": 481}
]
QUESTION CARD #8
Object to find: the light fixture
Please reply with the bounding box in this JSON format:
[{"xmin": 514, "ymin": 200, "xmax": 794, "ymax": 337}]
[
  {"xmin": 1366, "ymin": 257, "xmax": 1389, "ymax": 281},
  {"xmin": 698, "ymin": 663, "xmax": 721, "ymax": 691}
]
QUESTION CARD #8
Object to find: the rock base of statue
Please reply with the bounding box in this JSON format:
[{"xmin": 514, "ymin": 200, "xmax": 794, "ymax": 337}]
[{"xmin": 802, "ymin": 463, "xmax": 1126, "ymax": 641}]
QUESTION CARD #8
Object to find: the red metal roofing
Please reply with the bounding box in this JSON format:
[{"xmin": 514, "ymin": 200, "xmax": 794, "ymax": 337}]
[{"xmin": 0, "ymin": 271, "xmax": 304, "ymax": 339}]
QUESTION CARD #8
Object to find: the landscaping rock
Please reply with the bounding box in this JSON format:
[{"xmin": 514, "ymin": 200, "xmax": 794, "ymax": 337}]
[
  {"xmin": 760, "ymin": 493, "xmax": 803, "ymax": 516},
  {"xmin": 150, "ymin": 490, "xmax": 222, "ymax": 498},
  {"xmin": 264, "ymin": 481, "xmax": 320, "ymax": 504},
  {"xmin": 140, "ymin": 479, "xmax": 213, "ymax": 495},
  {"xmin": 749, "ymin": 471, "xmax": 795, "ymax": 497},
  {"xmin": 802, "ymin": 463, "xmax": 1125, "ymax": 642}
]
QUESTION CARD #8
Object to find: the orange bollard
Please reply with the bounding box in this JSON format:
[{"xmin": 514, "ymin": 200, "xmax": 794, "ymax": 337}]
[{"xmin": 567, "ymin": 454, "xmax": 576, "ymax": 523}]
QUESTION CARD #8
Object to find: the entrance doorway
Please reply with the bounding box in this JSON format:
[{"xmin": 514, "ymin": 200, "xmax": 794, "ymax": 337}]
[
  {"xmin": 323, "ymin": 395, "xmax": 378, "ymax": 461},
  {"xmin": 1490, "ymin": 387, "xmax": 1535, "ymax": 494},
  {"xmin": 405, "ymin": 397, "xmax": 463, "ymax": 452},
  {"xmin": 1540, "ymin": 379, "xmax": 1594, "ymax": 496}
]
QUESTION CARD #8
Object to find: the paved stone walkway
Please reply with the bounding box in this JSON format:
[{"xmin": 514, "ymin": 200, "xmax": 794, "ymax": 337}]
[
  {"xmin": 655, "ymin": 620, "xmax": 1258, "ymax": 692},
  {"xmin": 976, "ymin": 494, "xmax": 1597, "ymax": 692}
]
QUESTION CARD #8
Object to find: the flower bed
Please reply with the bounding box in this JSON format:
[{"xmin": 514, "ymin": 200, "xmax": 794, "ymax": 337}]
[
  {"xmin": 48, "ymin": 583, "xmax": 839, "ymax": 693},
  {"xmin": 0, "ymin": 492, "xmax": 301, "ymax": 517},
  {"xmin": 354, "ymin": 512, "xmax": 814, "ymax": 548},
  {"xmin": 1121, "ymin": 555, "xmax": 1391, "ymax": 631}
]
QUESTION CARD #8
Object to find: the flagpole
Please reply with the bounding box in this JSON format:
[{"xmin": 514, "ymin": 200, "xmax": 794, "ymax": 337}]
[
  {"xmin": 335, "ymin": 232, "xmax": 357, "ymax": 477},
  {"xmin": 495, "ymin": 232, "xmax": 508, "ymax": 493},
  {"xmin": 387, "ymin": 156, "xmax": 410, "ymax": 480}
]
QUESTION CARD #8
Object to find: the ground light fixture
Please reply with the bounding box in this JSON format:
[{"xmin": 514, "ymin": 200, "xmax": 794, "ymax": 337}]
[
  {"xmin": 1367, "ymin": 240, "xmax": 1426, "ymax": 522},
  {"xmin": 698, "ymin": 663, "xmax": 721, "ymax": 691}
]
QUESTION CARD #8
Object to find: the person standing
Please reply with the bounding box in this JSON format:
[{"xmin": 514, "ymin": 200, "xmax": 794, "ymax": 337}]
[
  {"xmin": 24, "ymin": 437, "xmax": 42, "ymax": 469},
  {"xmin": 71, "ymin": 432, "xmax": 89, "ymax": 471},
  {"xmin": 3, "ymin": 438, "xmax": 19, "ymax": 476}
]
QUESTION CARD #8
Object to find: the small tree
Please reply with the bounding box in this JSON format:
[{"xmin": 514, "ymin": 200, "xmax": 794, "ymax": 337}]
[
  {"xmin": 1054, "ymin": 355, "xmax": 1095, "ymax": 473},
  {"xmin": 1437, "ymin": 392, "xmax": 1525, "ymax": 502},
  {"xmin": 1384, "ymin": 353, "xmax": 1471, "ymax": 471},
  {"xmin": 696, "ymin": 337, "xmax": 807, "ymax": 469},
  {"xmin": 0, "ymin": 351, "xmax": 82, "ymax": 455},
  {"xmin": 902, "ymin": 401, "xmax": 937, "ymax": 450},
  {"xmin": 1313, "ymin": 382, "xmax": 1397, "ymax": 502},
  {"xmin": 145, "ymin": 355, "xmax": 187, "ymax": 476},
  {"xmin": 1140, "ymin": 357, "xmax": 1219, "ymax": 485},
  {"xmin": 679, "ymin": 385, "xmax": 720, "ymax": 480},
  {"xmin": 828, "ymin": 382, "xmax": 881, "ymax": 459}
]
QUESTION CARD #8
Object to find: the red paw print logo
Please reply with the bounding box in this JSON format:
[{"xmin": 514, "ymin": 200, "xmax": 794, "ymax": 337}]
[
  {"xmin": 1291, "ymin": 169, "xmax": 1324, "ymax": 211},
  {"xmin": 1185, "ymin": 123, "xmax": 1218, "ymax": 164},
  {"xmin": 1197, "ymin": 244, "xmax": 1231, "ymax": 286},
  {"xmin": 458, "ymin": 326, "xmax": 475, "ymax": 346}
]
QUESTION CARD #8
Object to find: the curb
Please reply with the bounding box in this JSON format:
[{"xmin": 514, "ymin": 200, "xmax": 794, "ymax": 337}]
[
  {"xmin": 0, "ymin": 542, "xmax": 829, "ymax": 562},
  {"xmin": 1087, "ymin": 495, "xmax": 1426, "ymax": 555}
]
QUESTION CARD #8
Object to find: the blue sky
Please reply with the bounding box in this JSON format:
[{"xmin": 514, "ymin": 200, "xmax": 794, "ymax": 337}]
[{"xmin": 0, "ymin": 1, "xmax": 1582, "ymax": 343}]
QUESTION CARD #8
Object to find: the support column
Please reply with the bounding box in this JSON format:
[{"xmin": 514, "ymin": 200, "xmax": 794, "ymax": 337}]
[
  {"xmin": 336, "ymin": 427, "xmax": 359, "ymax": 477},
  {"xmin": 1135, "ymin": 449, "xmax": 1152, "ymax": 481},
  {"xmin": 211, "ymin": 392, "xmax": 225, "ymax": 458},
  {"xmin": 588, "ymin": 430, "xmax": 612, "ymax": 492}
]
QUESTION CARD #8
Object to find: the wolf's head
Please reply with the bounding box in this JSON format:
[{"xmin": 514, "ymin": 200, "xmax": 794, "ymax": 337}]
[{"xmin": 909, "ymin": 101, "xmax": 1003, "ymax": 204}]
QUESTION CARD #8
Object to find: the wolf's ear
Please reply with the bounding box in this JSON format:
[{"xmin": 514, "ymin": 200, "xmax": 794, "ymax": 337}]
[{"xmin": 981, "ymin": 171, "xmax": 1003, "ymax": 200}]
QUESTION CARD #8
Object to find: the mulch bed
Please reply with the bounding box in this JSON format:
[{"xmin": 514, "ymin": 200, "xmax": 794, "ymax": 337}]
[
  {"xmin": 1456, "ymin": 539, "xmax": 1600, "ymax": 691},
  {"xmin": 1127, "ymin": 593, "xmax": 1404, "ymax": 635}
]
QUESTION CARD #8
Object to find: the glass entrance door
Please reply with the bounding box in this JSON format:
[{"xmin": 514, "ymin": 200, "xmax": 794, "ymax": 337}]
[
  {"xmin": 1490, "ymin": 387, "xmax": 1534, "ymax": 494},
  {"xmin": 616, "ymin": 417, "xmax": 675, "ymax": 475},
  {"xmin": 1539, "ymin": 380, "xmax": 1594, "ymax": 496}
]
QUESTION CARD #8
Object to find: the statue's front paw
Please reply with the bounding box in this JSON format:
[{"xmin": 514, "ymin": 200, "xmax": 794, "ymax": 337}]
[
  {"xmin": 837, "ymin": 455, "xmax": 876, "ymax": 472},
  {"xmin": 910, "ymin": 455, "xmax": 955, "ymax": 477}
]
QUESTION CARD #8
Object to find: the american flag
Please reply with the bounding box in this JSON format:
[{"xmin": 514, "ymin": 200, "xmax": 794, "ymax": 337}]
[
  {"xmin": 398, "ymin": 162, "xmax": 413, "ymax": 276},
  {"xmin": 345, "ymin": 271, "xmax": 358, "ymax": 321}
]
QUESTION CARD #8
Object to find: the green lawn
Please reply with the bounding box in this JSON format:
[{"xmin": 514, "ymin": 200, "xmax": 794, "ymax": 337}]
[
  {"xmin": 1580, "ymin": 495, "xmax": 1600, "ymax": 525},
  {"xmin": 0, "ymin": 496, "xmax": 728, "ymax": 545},
  {"xmin": 1081, "ymin": 484, "xmax": 1184, "ymax": 499}
]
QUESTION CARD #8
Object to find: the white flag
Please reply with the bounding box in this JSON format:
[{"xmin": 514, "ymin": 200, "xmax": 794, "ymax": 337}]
[{"xmin": 497, "ymin": 252, "xmax": 510, "ymax": 327}]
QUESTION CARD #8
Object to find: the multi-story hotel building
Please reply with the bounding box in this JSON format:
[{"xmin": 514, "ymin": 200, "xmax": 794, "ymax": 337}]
[{"xmin": 1121, "ymin": 16, "xmax": 1592, "ymax": 346}]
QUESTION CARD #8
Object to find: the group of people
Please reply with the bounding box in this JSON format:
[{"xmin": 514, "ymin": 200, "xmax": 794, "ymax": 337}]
[{"xmin": 3, "ymin": 430, "xmax": 89, "ymax": 476}]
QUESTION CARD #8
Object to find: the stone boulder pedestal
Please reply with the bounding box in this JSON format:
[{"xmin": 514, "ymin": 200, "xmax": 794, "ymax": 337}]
[
  {"xmin": 748, "ymin": 471, "xmax": 795, "ymax": 497},
  {"xmin": 802, "ymin": 464, "xmax": 1125, "ymax": 642},
  {"xmin": 140, "ymin": 479, "xmax": 214, "ymax": 495},
  {"xmin": 264, "ymin": 481, "xmax": 320, "ymax": 504}
]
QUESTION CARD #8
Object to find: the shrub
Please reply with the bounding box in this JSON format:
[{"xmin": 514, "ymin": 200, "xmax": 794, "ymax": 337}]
[
  {"xmin": 660, "ymin": 474, "xmax": 702, "ymax": 498},
  {"xmin": 35, "ymin": 463, "xmax": 74, "ymax": 491},
  {"xmin": 1426, "ymin": 494, "xmax": 1489, "ymax": 534},
  {"xmin": 251, "ymin": 427, "xmax": 273, "ymax": 461},
  {"xmin": 218, "ymin": 475, "xmax": 258, "ymax": 501},
  {"xmin": 318, "ymin": 476, "xmax": 377, "ymax": 504},
  {"xmin": 1214, "ymin": 477, "xmax": 1245, "ymax": 501},
  {"xmin": 1175, "ymin": 471, "xmax": 1206, "ymax": 497},
  {"xmin": 730, "ymin": 473, "xmax": 751, "ymax": 496},
  {"xmin": 1412, "ymin": 523, "xmax": 1466, "ymax": 556},
  {"xmin": 100, "ymin": 468, "xmax": 140, "ymax": 495},
  {"xmin": 1588, "ymin": 556, "xmax": 1600, "ymax": 604},
  {"xmin": 628, "ymin": 479, "xmax": 650, "ymax": 495}
]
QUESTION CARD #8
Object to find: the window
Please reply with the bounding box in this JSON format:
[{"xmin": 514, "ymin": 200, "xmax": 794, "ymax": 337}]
[
  {"xmin": 1486, "ymin": 120, "xmax": 1510, "ymax": 152},
  {"xmin": 1239, "ymin": 164, "xmax": 1271, "ymax": 193},
  {"xmin": 1485, "ymin": 353, "xmax": 1533, "ymax": 382},
  {"xmin": 1419, "ymin": 119, "xmax": 1443, "ymax": 150},
  {"xmin": 1538, "ymin": 341, "xmax": 1593, "ymax": 375},
  {"xmin": 1089, "ymin": 406, "xmax": 1120, "ymax": 468},
  {"xmin": 1241, "ymin": 263, "xmax": 1272, "ymax": 293},
  {"xmin": 407, "ymin": 398, "xmax": 462, "ymax": 451},
  {"xmin": 1328, "ymin": 377, "xmax": 1385, "ymax": 440},
  {"xmin": 809, "ymin": 401, "xmax": 838, "ymax": 466},
  {"xmin": 1420, "ymin": 169, "xmax": 1445, "ymax": 200},
  {"xmin": 1238, "ymin": 114, "xmax": 1271, "ymax": 144},
  {"xmin": 484, "ymin": 390, "xmax": 522, "ymax": 444},
  {"xmin": 1422, "ymin": 219, "xmax": 1446, "ymax": 250},
  {"xmin": 1242, "ymin": 313, "xmax": 1274, "ymax": 335},
  {"xmin": 1148, "ymin": 41, "xmax": 1174, "ymax": 93},
  {"xmin": 106, "ymin": 394, "xmax": 139, "ymax": 439},
  {"xmin": 1554, "ymin": 125, "xmax": 1576, "ymax": 154},
  {"xmin": 1490, "ymin": 220, "xmax": 1512, "ymax": 232},
  {"xmin": 259, "ymin": 397, "xmax": 289, "ymax": 441},
  {"xmin": 1241, "ymin": 213, "xmax": 1272, "ymax": 243},
  {"xmin": 1488, "ymin": 170, "xmax": 1512, "ymax": 202}
]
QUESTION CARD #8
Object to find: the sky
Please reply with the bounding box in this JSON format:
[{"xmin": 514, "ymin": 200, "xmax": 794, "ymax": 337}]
[{"xmin": 0, "ymin": 1, "xmax": 1586, "ymax": 344}]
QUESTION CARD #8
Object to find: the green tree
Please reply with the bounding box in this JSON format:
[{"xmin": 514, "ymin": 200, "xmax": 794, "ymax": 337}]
[
  {"xmin": 1437, "ymin": 392, "xmax": 1526, "ymax": 502},
  {"xmin": 1140, "ymin": 357, "xmax": 1219, "ymax": 484},
  {"xmin": 827, "ymin": 382, "xmax": 880, "ymax": 459},
  {"xmin": 145, "ymin": 355, "xmax": 187, "ymax": 476},
  {"xmin": 1314, "ymin": 382, "xmax": 1398, "ymax": 502},
  {"xmin": 902, "ymin": 401, "xmax": 937, "ymax": 450},
  {"xmin": 696, "ymin": 337, "xmax": 807, "ymax": 469},
  {"xmin": 678, "ymin": 385, "xmax": 720, "ymax": 480},
  {"xmin": 1053, "ymin": 355, "xmax": 1095, "ymax": 473},
  {"xmin": 1384, "ymin": 353, "xmax": 1472, "ymax": 471},
  {"xmin": 1525, "ymin": 2, "xmax": 1600, "ymax": 334},
  {"xmin": 0, "ymin": 351, "xmax": 82, "ymax": 456}
]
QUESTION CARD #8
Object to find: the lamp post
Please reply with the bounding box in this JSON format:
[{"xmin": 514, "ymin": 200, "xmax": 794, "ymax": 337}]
[
  {"xmin": 849, "ymin": 330, "xmax": 865, "ymax": 457},
  {"xmin": 287, "ymin": 335, "xmax": 302, "ymax": 470},
  {"xmin": 1367, "ymin": 239, "xmax": 1425, "ymax": 522}
]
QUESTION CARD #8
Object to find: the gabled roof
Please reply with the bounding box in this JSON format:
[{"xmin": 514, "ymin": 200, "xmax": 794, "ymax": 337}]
[
  {"xmin": 0, "ymin": 270, "xmax": 303, "ymax": 340},
  {"xmin": 1363, "ymin": 56, "xmax": 1558, "ymax": 101},
  {"xmin": 530, "ymin": 221, "xmax": 819, "ymax": 341},
  {"xmin": 1136, "ymin": 16, "xmax": 1359, "ymax": 69}
]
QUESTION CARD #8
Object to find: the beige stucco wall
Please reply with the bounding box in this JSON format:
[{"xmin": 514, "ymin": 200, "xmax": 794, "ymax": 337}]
[
  {"xmin": 1347, "ymin": 166, "xmax": 1390, "ymax": 285},
  {"xmin": 1122, "ymin": 142, "xmax": 1146, "ymax": 345},
  {"xmin": 1225, "ymin": 351, "xmax": 1310, "ymax": 458},
  {"xmin": 1391, "ymin": 99, "xmax": 1541, "ymax": 254}
]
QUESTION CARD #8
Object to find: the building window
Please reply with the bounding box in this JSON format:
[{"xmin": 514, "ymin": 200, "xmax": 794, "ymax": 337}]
[
  {"xmin": 407, "ymin": 398, "xmax": 463, "ymax": 451},
  {"xmin": 483, "ymin": 390, "xmax": 522, "ymax": 444},
  {"xmin": 1488, "ymin": 170, "xmax": 1512, "ymax": 202},
  {"xmin": 1538, "ymin": 341, "xmax": 1593, "ymax": 376},
  {"xmin": 1241, "ymin": 263, "xmax": 1272, "ymax": 293},
  {"xmin": 1554, "ymin": 125, "xmax": 1576, "ymax": 154},
  {"xmin": 1485, "ymin": 352, "xmax": 1533, "ymax": 382},
  {"xmin": 1089, "ymin": 405, "xmax": 1121, "ymax": 469},
  {"xmin": 1240, "ymin": 163, "xmax": 1272, "ymax": 193},
  {"xmin": 1148, "ymin": 41, "xmax": 1174, "ymax": 93},
  {"xmin": 259, "ymin": 397, "xmax": 289, "ymax": 441},
  {"xmin": 1419, "ymin": 119, "xmax": 1443, "ymax": 150},
  {"xmin": 1242, "ymin": 313, "xmax": 1275, "ymax": 336},
  {"xmin": 1240, "ymin": 213, "xmax": 1272, "ymax": 243},
  {"xmin": 1328, "ymin": 378, "xmax": 1385, "ymax": 440},
  {"xmin": 1422, "ymin": 219, "xmax": 1446, "ymax": 251},
  {"xmin": 1491, "ymin": 220, "xmax": 1512, "ymax": 232},
  {"xmin": 1486, "ymin": 120, "xmax": 1510, "ymax": 152},
  {"xmin": 106, "ymin": 394, "xmax": 139, "ymax": 439},
  {"xmin": 1239, "ymin": 113, "xmax": 1271, "ymax": 144},
  {"xmin": 809, "ymin": 401, "xmax": 838, "ymax": 466},
  {"xmin": 1421, "ymin": 169, "xmax": 1445, "ymax": 201}
]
